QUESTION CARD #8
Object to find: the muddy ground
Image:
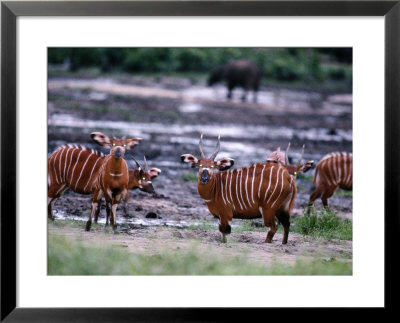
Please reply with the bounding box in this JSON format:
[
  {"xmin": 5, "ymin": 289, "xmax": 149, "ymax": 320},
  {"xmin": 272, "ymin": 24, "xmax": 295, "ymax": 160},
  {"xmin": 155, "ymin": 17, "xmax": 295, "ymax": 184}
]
[{"xmin": 48, "ymin": 73, "xmax": 353, "ymax": 269}]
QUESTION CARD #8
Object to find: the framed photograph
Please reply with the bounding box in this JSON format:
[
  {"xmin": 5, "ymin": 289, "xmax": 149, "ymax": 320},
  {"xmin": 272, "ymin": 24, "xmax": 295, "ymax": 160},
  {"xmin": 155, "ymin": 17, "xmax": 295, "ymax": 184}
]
[{"xmin": 1, "ymin": 0, "xmax": 398, "ymax": 321}]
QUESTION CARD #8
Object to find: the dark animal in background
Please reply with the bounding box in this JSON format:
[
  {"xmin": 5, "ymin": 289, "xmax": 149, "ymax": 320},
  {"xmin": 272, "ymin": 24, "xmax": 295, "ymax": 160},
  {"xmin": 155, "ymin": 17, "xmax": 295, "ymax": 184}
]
[
  {"xmin": 208, "ymin": 59, "xmax": 261, "ymax": 103},
  {"xmin": 307, "ymin": 152, "xmax": 352, "ymax": 215},
  {"xmin": 181, "ymin": 135, "xmax": 296, "ymax": 244}
]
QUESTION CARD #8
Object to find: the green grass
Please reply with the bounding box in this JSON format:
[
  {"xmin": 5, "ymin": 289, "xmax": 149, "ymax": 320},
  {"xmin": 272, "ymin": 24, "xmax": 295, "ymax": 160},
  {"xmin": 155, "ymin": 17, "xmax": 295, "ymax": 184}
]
[
  {"xmin": 334, "ymin": 189, "xmax": 353, "ymax": 197},
  {"xmin": 48, "ymin": 234, "xmax": 351, "ymax": 275},
  {"xmin": 182, "ymin": 172, "xmax": 198, "ymax": 182},
  {"xmin": 290, "ymin": 209, "xmax": 352, "ymax": 240}
]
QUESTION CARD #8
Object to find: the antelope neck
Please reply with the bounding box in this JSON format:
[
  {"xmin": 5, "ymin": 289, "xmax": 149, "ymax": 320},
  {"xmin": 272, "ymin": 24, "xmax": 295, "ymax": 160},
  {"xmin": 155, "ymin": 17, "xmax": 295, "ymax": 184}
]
[{"xmin": 197, "ymin": 174, "xmax": 216, "ymax": 201}]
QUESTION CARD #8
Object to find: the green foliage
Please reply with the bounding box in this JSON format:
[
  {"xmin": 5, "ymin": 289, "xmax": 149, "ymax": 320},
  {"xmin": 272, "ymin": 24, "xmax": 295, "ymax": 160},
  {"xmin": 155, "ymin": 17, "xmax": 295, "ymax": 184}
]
[
  {"xmin": 48, "ymin": 48, "xmax": 352, "ymax": 91},
  {"xmin": 291, "ymin": 209, "xmax": 352, "ymax": 240},
  {"xmin": 182, "ymin": 172, "xmax": 198, "ymax": 182},
  {"xmin": 48, "ymin": 234, "xmax": 351, "ymax": 275}
]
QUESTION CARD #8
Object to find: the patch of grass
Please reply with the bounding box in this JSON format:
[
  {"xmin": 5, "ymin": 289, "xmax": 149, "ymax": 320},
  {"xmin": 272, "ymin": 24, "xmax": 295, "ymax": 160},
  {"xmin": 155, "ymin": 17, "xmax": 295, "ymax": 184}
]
[
  {"xmin": 296, "ymin": 173, "xmax": 313, "ymax": 181},
  {"xmin": 48, "ymin": 234, "xmax": 351, "ymax": 275},
  {"xmin": 186, "ymin": 220, "xmax": 217, "ymax": 231},
  {"xmin": 290, "ymin": 209, "xmax": 352, "ymax": 240},
  {"xmin": 234, "ymin": 219, "xmax": 265, "ymax": 233},
  {"xmin": 335, "ymin": 189, "xmax": 353, "ymax": 197},
  {"xmin": 182, "ymin": 172, "xmax": 198, "ymax": 182}
]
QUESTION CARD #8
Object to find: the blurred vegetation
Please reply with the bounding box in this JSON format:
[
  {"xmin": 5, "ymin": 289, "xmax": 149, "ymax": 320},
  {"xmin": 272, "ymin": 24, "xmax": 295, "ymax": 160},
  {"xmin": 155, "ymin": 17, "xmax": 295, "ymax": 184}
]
[
  {"xmin": 292, "ymin": 208, "xmax": 353, "ymax": 240},
  {"xmin": 48, "ymin": 48, "xmax": 352, "ymax": 92},
  {"xmin": 48, "ymin": 234, "xmax": 351, "ymax": 275}
]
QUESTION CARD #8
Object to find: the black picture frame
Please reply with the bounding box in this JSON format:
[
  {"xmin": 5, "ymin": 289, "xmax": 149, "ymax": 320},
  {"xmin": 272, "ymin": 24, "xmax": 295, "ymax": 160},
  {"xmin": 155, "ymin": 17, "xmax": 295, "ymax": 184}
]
[{"xmin": 1, "ymin": 1, "xmax": 398, "ymax": 321}]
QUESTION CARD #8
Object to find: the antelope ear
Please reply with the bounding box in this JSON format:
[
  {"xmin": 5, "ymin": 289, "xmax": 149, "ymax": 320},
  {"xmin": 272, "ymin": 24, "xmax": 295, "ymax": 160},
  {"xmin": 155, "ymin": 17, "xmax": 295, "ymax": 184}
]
[
  {"xmin": 91, "ymin": 132, "xmax": 111, "ymax": 147},
  {"xmin": 216, "ymin": 157, "xmax": 234, "ymax": 171},
  {"xmin": 148, "ymin": 168, "xmax": 161, "ymax": 179},
  {"xmin": 125, "ymin": 137, "xmax": 142, "ymax": 150},
  {"xmin": 181, "ymin": 154, "xmax": 199, "ymax": 167},
  {"xmin": 298, "ymin": 160, "xmax": 314, "ymax": 173}
]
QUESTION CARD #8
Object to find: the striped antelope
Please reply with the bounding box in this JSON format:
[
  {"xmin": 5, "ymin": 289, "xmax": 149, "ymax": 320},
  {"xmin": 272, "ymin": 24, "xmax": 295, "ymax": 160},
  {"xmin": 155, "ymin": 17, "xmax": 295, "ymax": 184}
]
[
  {"xmin": 307, "ymin": 152, "xmax": 352, "ymax": 214},
  {"xmin": 181, "ymin": 135, "xmax": 297, "ymax": 244},
  {"xmin": 267, "ymin": 143, "xmax": 314, "ymax": 177},
  {"xmin": 48, "ymin": 145, "xmax": 161, "ymax": 221},
  {"xmin": 85, "ymin": 132, "xmax": 142, "ymax": 231},
  {"xmin": 101, "ymin": 156, "xmax": 162, "ymax": 225}
]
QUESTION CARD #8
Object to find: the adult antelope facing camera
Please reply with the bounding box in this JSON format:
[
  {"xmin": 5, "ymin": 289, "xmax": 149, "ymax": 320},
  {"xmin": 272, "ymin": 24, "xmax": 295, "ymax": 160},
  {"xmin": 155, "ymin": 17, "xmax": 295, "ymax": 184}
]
[
  {"xmin": 307, "ymin": 152, "xmax": 352, "ymax": 215},
  {"xmin": 85, "ymin": 132, "xmax": 143, "ymax": 231},
  {"xmin": 266, "ymin": 143, "xmax": 314, "ymax": 177},
  {"xmin": 181, "ymin": 135, "xmax": 297, "ymax": 244}
]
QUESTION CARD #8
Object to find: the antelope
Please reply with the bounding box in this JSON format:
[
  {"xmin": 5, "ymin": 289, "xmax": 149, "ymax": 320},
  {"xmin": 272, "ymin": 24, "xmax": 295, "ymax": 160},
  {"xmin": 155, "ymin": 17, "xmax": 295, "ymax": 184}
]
[
  {"xmin": 181, "ymin": 135, "xmax": 297, "ymax": 244},
  {"xmin": 48, "ymin": 144, "xmax": 161, "ymax": 221},
  {"xmin": 85, "ymin": 132, "xmax": 144, "ymax": 231},
  {"xmin": 307, "ymin": 152, "xmax": 352, "ymax": 215},
  {"xmin": 102, "ymin": 156, "xmax": 161, "ymax": 225},
  {"xmin": 267, "ymin": 143, "xmax": 314, "ymax": 178}
]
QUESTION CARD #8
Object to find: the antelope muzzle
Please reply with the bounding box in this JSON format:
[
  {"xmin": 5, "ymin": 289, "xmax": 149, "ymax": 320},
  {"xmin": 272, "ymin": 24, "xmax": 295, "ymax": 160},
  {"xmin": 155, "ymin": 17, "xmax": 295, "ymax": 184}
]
[
  {"xmin": 114, "ymin": 147, "xmax": 123, "ymax": 159},
  {"xmin": 200, "ymin": 169, "xmax": 210, "ymax": 184}
]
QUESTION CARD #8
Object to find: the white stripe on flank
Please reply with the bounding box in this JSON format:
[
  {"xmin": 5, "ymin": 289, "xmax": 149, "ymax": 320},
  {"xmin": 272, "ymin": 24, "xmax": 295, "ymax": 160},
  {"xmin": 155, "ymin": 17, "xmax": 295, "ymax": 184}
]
[
  {"xmin": 63, "ymin": 147, "xmax": 72, "ymax": 183},
  {"xmin": 266, "ymin": 167, "xmax": 279, "ymax": 204},
  {"xmin": 66, "ymin": 148, "xmax": 76, "ymax": 183},
  {"xmin": 244, "ymin": 167, "xmax": 251, "ymax": 208},
  {"xmin": 239, "ymin": 169, "xmax": 247, "ymax": 210},
  {"xmin": 51, "ymin": 148, "xmax": 63, "ymax": 185},
  {"xmin": 74, "ymin": 152, "xmax": 94, "ymax": 190},
  {"xmin": 337, "ymin": 154, "xmax": 342, "ymax": 184},
  {"xmin": 251, "ymin": 164, "xmax": 256, "ymax": 204},
  {"xmin": 323, "ymin": 160, "xmax": 332, "ymax": 186},
  {"xmin": 235, "ymin": 170, "xmax": 244, "ymax": 210},
  {"xmin": 58, "ymin": 147, "xmax": 66, "ymax": 184},
  {"xmin": 258, "ymin": 165, "xmax": 266, "ymax": 199},
  {"xmin": 229, "ymin": 171, "xmax": 235, "ymax": 209},
  {"xmin": 224, "ymin": 171, "xmax": 230, "ymax": 206},
  {"xmin": 220, "ymin": 174, "xmax": 227, "ymax": 205},
  {"xmin": 342, "ymin": 154, "xmax": 347, "ymax": 184},
  {"xmin": 263, "ymin": 166, "xmax": 274, "ymax": 201},
  {"xmin": 271, "ymin": 167, "xmax": 285, "ymax": 208},
  {"xmin": 84, "ymin": 156, "xmax": 102, "ymax": 193},
  {"xmin": 70, "ymin": 150, "xmax": 85, "ymax": 188}
]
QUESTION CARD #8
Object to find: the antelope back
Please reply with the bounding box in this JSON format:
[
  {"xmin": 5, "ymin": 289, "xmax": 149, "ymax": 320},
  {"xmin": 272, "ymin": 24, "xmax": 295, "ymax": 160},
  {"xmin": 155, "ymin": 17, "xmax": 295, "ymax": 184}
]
[
  {"xmin": 214, "ymin": 162, "xmax": 294, "ymax": 213},
  {"xmin": 48, "ymin": 145, "xmax": 105, "ymax": 194},
  {"xmin": 313, "ymin": 152, "xmax": 352, "ymax": 188}
]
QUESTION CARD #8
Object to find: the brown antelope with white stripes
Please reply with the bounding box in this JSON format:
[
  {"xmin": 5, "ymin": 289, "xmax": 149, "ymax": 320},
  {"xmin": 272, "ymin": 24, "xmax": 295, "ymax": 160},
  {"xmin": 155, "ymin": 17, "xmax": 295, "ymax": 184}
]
[
  {"xmin": 85, "ymin": 132, "xmax": 142, "ymax": 231},
  {"xmin": 181, "ymin": 135, "xmax": 297, "ymax": 244},
  {"xmin": 47, "ymin": 133, "xmax": 143, "ymax": 227},
  {"xmin": 102, "ymin": 156, "xmax": 161, "ymax": 225},
  {"xmin": 48, "ymin": 146, "xmax": 161, "ymax": 222},
  {"xmin": 307, "ymin": 152, "xmax": 352, "ymax": 215},
  {"xmin": 266, "ymin": 143, "xmax": 314, "ymax": 178}
]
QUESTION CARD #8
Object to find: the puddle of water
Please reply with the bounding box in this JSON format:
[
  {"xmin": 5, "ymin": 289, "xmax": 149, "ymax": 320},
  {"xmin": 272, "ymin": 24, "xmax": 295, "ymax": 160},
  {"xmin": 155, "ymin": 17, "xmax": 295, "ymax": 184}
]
[
  {"xmin": 53, "ymin": 210, "xmax": 217, "ymax": 229},
  {"xmin": 49, "ymin": 114, "xmax": 352, "ymax": 144}
]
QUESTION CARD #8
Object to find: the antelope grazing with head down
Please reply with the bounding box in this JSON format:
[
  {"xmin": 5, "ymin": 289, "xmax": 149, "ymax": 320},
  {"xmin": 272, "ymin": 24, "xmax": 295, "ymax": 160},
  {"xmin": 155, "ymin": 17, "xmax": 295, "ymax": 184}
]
[
  {"xmin": 307, "ymin": 152, "xmax": 352, "ymax": 215},
  {"xmin": 181, "ymin": 135, "xmax": 297, "ymax": 244},
  {"xmin": 266, "ymin": 143, "xmax": 314, "ymax": 178}
]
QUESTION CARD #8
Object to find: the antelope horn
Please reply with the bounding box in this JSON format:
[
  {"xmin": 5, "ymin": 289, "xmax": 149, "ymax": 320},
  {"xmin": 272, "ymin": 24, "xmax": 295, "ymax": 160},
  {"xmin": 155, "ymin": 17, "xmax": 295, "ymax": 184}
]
[
  {"xmin": 285, "ymin": 142, "xmax": 291, "ymax": 165},
  {"xmin": 198, "ymin": 134, "xmax": 205, "ymax": 159},
  {"xmin": 132, "ymin": 156, "xmax": 143, "ymax": 171},
  {"xmin": 210, "ymin": 135, "xmax": 221, "ymax": 160},
  {"xmin": 298, "ymin": 144, "xmax": 305, "ymax": 165},
  {"xmin": 143, "ymin": 155, "xmax": 149, "ymax": 172}
]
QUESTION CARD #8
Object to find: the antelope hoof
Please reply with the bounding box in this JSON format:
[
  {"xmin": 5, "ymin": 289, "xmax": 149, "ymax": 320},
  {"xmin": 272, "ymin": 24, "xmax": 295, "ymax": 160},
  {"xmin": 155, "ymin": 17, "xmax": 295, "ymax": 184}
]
[
  {"xmin": 265, "ymin": 237, "xmax": 273, "ymax": 243},
  {"xmin": 85, "ymin": 221, "xmax": 92, "ymax": 232}
]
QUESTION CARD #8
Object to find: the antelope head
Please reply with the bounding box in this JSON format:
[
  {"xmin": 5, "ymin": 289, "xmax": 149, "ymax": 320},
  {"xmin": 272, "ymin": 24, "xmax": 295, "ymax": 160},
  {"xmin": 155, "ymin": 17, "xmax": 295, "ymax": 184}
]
[
  {"xmin": 91, "ymin": 132, "xmax": 142, "ymax": 159},
  {"xmin": 131, "ymin": 156, "xmax": 161, "ymax": 193},
  {"xmin": 181, "ymin": 134, "xmax": 234, "ymax": 185}
]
